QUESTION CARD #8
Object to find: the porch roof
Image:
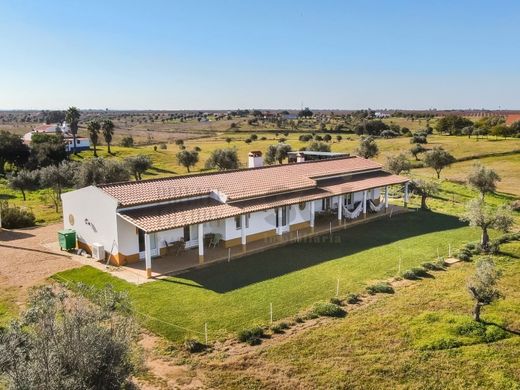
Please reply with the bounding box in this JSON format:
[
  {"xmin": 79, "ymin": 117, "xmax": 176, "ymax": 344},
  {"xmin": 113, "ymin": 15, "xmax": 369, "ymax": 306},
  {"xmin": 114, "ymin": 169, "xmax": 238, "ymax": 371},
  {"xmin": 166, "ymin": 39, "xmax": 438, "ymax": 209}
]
[{"xmin": 117, "ymin": 171, "xmax": 408, "ymax": 233}]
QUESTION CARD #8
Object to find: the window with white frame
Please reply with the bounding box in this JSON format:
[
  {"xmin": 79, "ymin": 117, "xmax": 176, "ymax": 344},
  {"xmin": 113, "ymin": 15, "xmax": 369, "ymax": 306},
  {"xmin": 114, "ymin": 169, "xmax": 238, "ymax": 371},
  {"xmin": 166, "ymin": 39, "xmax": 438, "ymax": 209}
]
[{"xmin": 235, "ymin": 214, "xmax": 250, "ymax": 230}]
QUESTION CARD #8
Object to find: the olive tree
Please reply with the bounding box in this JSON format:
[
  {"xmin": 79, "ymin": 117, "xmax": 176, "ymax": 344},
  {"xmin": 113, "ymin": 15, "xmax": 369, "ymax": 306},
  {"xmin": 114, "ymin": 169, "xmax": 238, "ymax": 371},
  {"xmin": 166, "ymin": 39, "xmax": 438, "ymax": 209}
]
[
  {"xmin": 408, "ymin": 178, "xmax": 439, "ymax": 210},
  {"xmin": 424, "ymin": 146, "xmax": 456, "ymax": 179},
  {"xmin": 356, "ymin": 136, "xmax": 379, "ymax": 159},
  {"xmin": 75, "ymin": 158, "xmax": 130, "ymax": 187},
  {"xmin": 176, "ymin": 149, "xmax": 199, "ymax": 172},
  {"xmin": 205, "ymin": 148, "xmax": 240, "ymax": 170},
  {"xmin": 385, "ymin": 153, "xmax": 411, "ymax": 175},
  {"xmin": 8, "ymin": 170, "xmax": 40, "ymax": 201},
  {"xmin": 0, "ymin": 284, "xmax": 138, "ymax": 389},
  {"xmin": 460, "ymin": 199, "xmax": 513, "ymax": 250},
  {"xmin": 264, "ymin": 143, "xmax": 292, "ymax": 165},
  {"xmin": 467, "ymin": 164, "xmax": 501, "ymax": 199},
  {"xmin": 39, "ymin": 161, "xmax": 78, "ymax": 212},
  {"xmin": 125, "ymin": 155, "xmax": 152, "ymax": 180},
  {"xmin": 409, "ymin": 143, "xmax": 426, "ymax": 160},
  {"xmin": 467, "ymin": 258, "xmax": 502, "ymax": 322}
]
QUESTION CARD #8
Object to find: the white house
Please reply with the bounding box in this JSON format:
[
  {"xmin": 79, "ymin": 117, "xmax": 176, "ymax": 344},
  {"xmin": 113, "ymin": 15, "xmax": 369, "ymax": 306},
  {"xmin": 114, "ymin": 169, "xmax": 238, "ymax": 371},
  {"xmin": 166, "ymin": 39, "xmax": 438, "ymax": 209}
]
[
  {"xmin": 23, "ymin": 122, "xmax": 90, "ymax": 152},
  {"xmin": 61, "ymin": 156, "xmax": 409, "ymax": 278}
]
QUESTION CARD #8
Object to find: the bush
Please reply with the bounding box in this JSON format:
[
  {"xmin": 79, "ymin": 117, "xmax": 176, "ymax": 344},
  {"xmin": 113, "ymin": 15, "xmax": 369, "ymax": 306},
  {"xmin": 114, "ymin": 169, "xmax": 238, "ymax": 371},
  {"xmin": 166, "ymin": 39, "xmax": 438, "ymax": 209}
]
[
  {"xmin": 346, "ymin": 293, "xmax": 361, "ymax": 304},
  {"xmin": 237, "ymin": 326, "xmax": 265, "ymax": 345},
  {"xmin": 402, "ymin": 270, "xmax": 419, "ymax": 280},
  {"xmin": 293, "ymin": 315, "xmax": 305, "ymax": 323},
  {"xmin": 483, "ymin": 325, "xmax": 508, "ymax": 343},
  {"xmin": 260, "ymin": 136, "xmax": 267, "ymax": 140},
  {"xmin": 410, "ymin": 267, "xmax": 430, "ymax": 278},
  {"xmin": 457, "ymin": 252, "xmax": 472, "ymax": 262},
  {"xmin": 422, "ymin": 262, "xmax": 443, "ymax": 271},
  {"xmin": 455, "ymin": 320, "xmax": 486, "ymax": 337},
  {"xmin": 329, "ymin": 297, "xmax": 342, "ymax": 305},
  {"xmin": 158, "ymin": 143, "xmax": 167, "ymax": 149},
  {"xmin": 366, "ymin": 282, "xmax": 394, "ymax": 295},
  {"xmin": 120, "ymin": 136, "xmax": 134, "ymax": 147},
  {"xmin": 311, "ymin": 302, "xmax": 346, "ymax": 318},
  {"xmin": 183, "ymin": 338, "xmax": 206, "ymax": 353},
  {"xmin": 0, "ymin": 202, "xmax": 35, "ymax": 228},
  {"xmin": 420, "ymin": 337, "xmax": 463, "ymax": 351}
]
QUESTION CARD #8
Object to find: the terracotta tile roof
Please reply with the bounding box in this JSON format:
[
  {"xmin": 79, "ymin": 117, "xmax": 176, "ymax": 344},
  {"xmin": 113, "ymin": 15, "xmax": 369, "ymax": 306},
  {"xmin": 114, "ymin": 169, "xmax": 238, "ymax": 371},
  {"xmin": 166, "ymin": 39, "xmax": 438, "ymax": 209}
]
[
  {"xmin": 100, "ymin": 156, "xmax": 382, "ymax": 207},
  {"xmin": 506, "ymin": 114, "xmax": 520, "ymax": 125},
  {"xmin": 118, "ymin": 171, "xmax": 407, "ymax": 232}
]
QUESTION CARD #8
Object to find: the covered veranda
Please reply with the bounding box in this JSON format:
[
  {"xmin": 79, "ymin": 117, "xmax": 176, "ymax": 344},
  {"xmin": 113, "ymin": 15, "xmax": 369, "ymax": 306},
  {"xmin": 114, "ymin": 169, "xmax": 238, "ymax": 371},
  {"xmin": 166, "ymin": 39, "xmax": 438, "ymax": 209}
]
[{"xmin": 123, "ymin": 202, "xmax": 409, "ymax": 280}]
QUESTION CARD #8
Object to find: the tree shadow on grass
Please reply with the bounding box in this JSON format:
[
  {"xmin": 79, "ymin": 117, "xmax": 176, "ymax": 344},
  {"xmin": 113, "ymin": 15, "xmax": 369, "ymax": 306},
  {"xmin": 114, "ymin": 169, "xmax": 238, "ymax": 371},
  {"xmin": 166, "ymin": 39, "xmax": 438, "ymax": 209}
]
[{"xmin": 172, "ymin": 211, "xmax": 465, "ymax": 293}]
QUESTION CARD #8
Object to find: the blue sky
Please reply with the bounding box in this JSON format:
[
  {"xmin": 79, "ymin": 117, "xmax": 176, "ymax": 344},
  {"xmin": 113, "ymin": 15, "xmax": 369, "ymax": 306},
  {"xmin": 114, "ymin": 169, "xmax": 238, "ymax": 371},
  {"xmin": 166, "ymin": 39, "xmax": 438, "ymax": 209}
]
[{"xmin": 1, "ymin": 0, "xmax": 519, "ymax": 110}]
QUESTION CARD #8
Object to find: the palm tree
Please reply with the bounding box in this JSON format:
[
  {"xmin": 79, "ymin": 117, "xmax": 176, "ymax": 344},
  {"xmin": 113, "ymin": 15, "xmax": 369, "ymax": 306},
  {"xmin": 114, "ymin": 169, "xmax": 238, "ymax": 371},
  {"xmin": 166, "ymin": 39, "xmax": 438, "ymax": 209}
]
[
  {"xmin": 65, "ymin": 107, "xmax": 81, "ymax": 154},
  {"xmin": 87, "ymin": 120, "xmax": 101, "ymax": 157},
  {"xmin": 102, "ymin": 119, "xmax": 115, "ymax": 154}
]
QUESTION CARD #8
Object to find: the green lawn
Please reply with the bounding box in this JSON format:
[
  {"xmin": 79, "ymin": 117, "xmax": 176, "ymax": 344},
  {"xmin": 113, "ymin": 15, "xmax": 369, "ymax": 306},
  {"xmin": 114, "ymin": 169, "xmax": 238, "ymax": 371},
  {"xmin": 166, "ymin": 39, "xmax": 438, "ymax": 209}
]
[
  {"xmin": 55, "ymin": 209, "xmax": 488, "ymax": 343},
  {"xmin": 204, "ymin": 242, "xmax": 520, "ymax": 389}
]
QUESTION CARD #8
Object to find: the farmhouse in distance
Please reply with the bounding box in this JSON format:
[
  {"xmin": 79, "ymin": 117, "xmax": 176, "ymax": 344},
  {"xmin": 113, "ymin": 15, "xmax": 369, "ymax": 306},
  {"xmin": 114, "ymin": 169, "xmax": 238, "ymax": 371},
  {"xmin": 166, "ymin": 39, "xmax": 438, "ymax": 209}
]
[{"xmin": 62, "ymin": 152, "xmax": 409, "ymax": 278}]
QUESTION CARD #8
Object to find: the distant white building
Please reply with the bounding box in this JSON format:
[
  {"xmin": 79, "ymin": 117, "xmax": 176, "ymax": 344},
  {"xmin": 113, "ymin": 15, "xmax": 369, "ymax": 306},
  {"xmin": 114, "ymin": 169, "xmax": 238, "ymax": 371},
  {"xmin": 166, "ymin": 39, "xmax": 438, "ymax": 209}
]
[{"xmin": 23, "ymin": 122, "xmax": 90, "ymax": 152}]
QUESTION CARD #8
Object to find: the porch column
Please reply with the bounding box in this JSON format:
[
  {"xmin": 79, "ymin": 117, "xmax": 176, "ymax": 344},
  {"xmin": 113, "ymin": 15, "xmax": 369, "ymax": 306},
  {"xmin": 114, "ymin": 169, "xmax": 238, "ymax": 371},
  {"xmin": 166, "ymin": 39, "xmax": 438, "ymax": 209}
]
[
  {"xmin": 404, "ymin": 182, "xmax": 409, "ymax": 207},
  {"xmin": 144, "ymin": 233, "xmax": 152, "ymax": 279},
  {"xmin": 363, "ymin": 190, "xmax": 367, "ymax": 218},
  {"xmin": 198, "ymin": 223, "xmax": 204, "ymax": 263},
  {"xmin": 309, "ymin": 201, "xmax": 315, "ymax": 232},
  {"xmin": 277, "ymin": 208, "xmax": 283, "ymax": 236},
  {"xmin": 384, "ymin": 185, "xmax": 389, "ymax": 210},
  {"xmin": 337, "ymin": 195, "xmax": 343, "ymax": 223},
  {"xmin": 240, "ymin": 214, "xmax": 247, "ymax": 251}
]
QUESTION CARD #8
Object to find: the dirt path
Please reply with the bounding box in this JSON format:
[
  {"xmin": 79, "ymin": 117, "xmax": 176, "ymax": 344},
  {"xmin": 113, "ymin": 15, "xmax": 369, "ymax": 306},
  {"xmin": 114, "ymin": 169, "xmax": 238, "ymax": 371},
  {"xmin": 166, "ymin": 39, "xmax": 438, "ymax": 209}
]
[{"xmin": 0, "ymin": 224, "xmax": 80, "ymax": 305}]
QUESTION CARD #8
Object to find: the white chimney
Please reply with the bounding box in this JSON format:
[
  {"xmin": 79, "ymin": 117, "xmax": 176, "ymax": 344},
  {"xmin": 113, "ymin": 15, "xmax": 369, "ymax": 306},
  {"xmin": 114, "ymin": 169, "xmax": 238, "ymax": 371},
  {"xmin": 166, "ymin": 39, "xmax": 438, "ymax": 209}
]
[{"xmin": 248, "ymin": 151, "xmax": 263, "ymax": 168}]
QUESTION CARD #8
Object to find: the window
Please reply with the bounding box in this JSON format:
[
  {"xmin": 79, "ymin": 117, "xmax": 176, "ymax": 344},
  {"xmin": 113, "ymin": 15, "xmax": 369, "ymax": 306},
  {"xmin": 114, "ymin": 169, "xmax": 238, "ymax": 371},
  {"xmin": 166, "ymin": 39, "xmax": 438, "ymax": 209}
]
[
  {"xmin": 344, "ymin": 193, "xmax": 352, "ymax": 206},
  {"xmin": 235, "ymin": 214, "xmax": 250, "ymax": 230},
  {"xmin": 322, "ymin": 197, "xmax": 331, "ymax": 210}
]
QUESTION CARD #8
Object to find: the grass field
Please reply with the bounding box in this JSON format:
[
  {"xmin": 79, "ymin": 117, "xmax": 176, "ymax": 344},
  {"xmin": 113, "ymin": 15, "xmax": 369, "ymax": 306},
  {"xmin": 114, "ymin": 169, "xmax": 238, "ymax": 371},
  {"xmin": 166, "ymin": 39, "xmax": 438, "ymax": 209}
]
[
  {"xmin": 204, "ymin": 242, "xmax": 520, "ymax": 389},
  {"xmin": 0, "ymin": 286, "xmax": 19, "ymax": 327}
]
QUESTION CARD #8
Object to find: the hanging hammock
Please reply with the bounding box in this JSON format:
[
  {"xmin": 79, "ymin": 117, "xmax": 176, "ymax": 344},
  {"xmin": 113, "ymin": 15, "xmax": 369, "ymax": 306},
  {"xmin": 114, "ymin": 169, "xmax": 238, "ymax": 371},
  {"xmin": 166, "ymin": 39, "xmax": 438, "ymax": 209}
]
[
  {"xmin": 369, "ymin": 199, "xmax": 385, "ymax": 212},
  {"xmin": 343, "ymin": 202, "xmax": 363, "ymax": 219}
]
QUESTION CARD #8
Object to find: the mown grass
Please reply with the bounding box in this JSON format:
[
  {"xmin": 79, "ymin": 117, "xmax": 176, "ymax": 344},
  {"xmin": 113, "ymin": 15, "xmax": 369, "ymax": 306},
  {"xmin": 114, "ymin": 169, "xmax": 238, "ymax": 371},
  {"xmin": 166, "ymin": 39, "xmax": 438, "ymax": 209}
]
[
  {"xmin": 204, "ymin": 242, "xmax": 520, "ymax": 389},
  {"xmin": 54, "ymin": 206, "xmax": 493, "ymax": 343}
]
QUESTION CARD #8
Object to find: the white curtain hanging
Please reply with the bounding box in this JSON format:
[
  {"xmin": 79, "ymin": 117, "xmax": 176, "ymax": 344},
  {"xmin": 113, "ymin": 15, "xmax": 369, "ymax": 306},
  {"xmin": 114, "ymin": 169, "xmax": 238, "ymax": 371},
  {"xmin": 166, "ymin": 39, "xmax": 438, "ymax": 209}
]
[
  {"xmin": 369, "ymin": 199, "xmax": 385, "ymax": 212},
  {"xmin": 343, "ymin": 202, "xmax": 363, "ymax": 219}
]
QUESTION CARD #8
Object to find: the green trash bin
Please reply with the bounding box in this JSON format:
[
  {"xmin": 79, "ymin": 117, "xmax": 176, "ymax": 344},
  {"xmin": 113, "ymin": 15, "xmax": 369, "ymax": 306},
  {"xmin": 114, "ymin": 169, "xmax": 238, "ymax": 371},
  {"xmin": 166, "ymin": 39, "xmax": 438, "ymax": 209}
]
[{"xmin": 58, "ymin": 229, "xmax": 76, "ymax": 251}]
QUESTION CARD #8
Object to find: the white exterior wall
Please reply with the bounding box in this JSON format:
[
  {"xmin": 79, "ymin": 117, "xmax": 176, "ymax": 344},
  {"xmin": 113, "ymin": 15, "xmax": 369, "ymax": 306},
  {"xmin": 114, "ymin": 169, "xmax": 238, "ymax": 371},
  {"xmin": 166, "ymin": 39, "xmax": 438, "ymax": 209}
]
[
  {"xmin": 61, "ymin": 186, "xmax": 119, "ymax": 257},
  {"xmin": 116, "ymin": 216, "xmax": 140, "ymax": 256},
  {"xmin": 224, "ymin": 209, "xmax": 277, "ymax": 241}
]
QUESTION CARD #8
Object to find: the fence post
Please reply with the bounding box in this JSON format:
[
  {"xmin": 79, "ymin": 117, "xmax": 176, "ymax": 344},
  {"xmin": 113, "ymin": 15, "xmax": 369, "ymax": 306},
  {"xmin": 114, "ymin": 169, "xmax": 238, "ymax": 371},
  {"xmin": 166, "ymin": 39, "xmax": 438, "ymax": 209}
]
[
  {"xmin": 336, "ymin": 278, "xmax": 339, "ymax": 296},
  {"xmin": 204, "ymin": 322, "xmax": 208, "ymax": 345},
  {"xmin": 228, "ymin": 248, "xmax": 231, "ymax": 262},
  {"xmin": 270, "ymin": 303, "xmax": 273, "ymax": 324},
  {"xmin": 329, "ymin": 222, "xmax": 332, "ymax": 236},
  {"xmin": 398, "ymin": 256, "xmax": 402, "ymax": 275},
  {"xmin": 448, "ymin": 243, "xmax": 452, "ymax": 258}
]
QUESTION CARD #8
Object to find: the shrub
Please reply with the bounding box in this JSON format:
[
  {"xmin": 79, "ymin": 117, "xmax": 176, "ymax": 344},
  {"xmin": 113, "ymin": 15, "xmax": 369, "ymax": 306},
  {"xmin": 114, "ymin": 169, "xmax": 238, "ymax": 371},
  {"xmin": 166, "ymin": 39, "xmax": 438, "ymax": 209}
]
[
  {"xmin": 457, "ymin": 252, "xmax": 472, "ymax": 262},
  {"xmin": 159, "ymin": 143, "xmax": 167, "ymax": 149},
  {"xmin": 366, "ymin": 282, "xmax": 394, "ymax": 295},
  {"xmin": 120, "ymin": 136, "xmax": 134, "ymax": 147},
  {"xmin": 346, "ymin": 293, "xmax": 361, "ymax": 304},
  {"xmin": 0, "ymin": 202, "xmax": 35, "ymax": 228},
  {"xmin": 270, "ymin": 322, "xmax": 289, "ymax": 334},
  {"xmin": 311, "ymin": 302, "xmax": 346, "ymax": 318},
  {"xmin": 293, "ymin": 315, "xmax": 305, "ymax": 323},
  {"xmin": 183, "ymin": 338, "xmax": 206, "ymax": 353},
  {"xmin": 260, "ymin": 136, "xmax": 267, "ymax": 140},
  {"xmin": 329, "ymin": 297, "xmax": 342, "ymax": 306},
  {"xmin": 420, "ymin": 337, "xmax": 463, "ymax": 351},
  {"xmin": 455, "ymin": 320, "xmax": 486, "ymax": 337},
  {"xmin": 402, "ymin": 270, "xmax": 419, "ymax": 280},
  {"xmin": 410, "ymin": 267, "xmax": 430, "ymax": 278},
  {"xmin": 237, "ymin": 326, "xmax": 265, "ymax": 345},
  {"xmin": 483, "ymin": 325, "xmax": 508, "ymax": 343},
  {"xmin": 422, "ymin": 262, "xmax": 443, "ymax": 271}
]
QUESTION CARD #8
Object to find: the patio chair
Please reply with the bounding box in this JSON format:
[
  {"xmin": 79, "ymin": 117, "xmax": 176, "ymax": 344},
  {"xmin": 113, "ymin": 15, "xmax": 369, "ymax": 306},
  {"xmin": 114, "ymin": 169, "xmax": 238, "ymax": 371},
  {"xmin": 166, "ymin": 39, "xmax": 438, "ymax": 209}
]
[
  {"xmin": 165, "ymin": 239, "xmax": 185, "ymax": 256},
  {"xmin": 209, "ymin": 233, "xmax": 222, "ymax": 248}
]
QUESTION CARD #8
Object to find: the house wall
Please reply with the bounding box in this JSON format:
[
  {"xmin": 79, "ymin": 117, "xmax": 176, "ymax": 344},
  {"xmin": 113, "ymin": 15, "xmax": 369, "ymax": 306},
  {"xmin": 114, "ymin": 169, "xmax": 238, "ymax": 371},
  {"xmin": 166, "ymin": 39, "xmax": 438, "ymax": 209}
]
[{"xmin": 61, "ymin": 186, "xmax": 119, "ymax": 261}]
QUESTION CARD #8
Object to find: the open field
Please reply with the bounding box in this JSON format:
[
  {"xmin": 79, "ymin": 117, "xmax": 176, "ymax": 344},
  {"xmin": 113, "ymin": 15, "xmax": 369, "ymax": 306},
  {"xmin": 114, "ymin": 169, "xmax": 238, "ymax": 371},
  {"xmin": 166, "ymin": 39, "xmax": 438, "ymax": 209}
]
[
  {"xmin": 203, "ymin": 242, "xmax": 520, "ymax": 389},
  {"xmin": 416, "ymin": 153, "xmax": 520, "ymax": 196}
]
